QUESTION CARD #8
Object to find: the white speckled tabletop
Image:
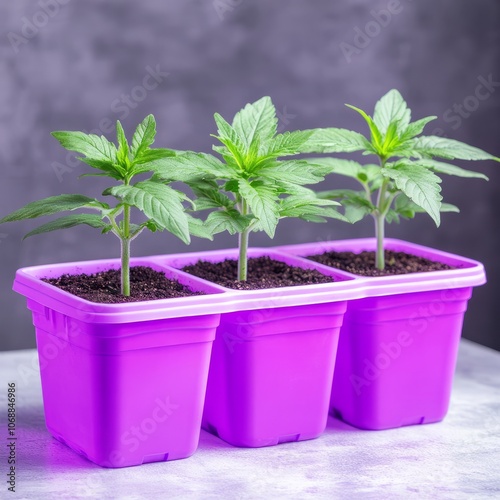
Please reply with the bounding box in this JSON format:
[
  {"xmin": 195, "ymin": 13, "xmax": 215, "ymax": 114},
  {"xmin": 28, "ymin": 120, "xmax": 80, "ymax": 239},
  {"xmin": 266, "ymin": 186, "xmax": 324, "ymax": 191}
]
[{"xmin": 0, "ymin": 339, "xmax": 499, "ymax": 499}]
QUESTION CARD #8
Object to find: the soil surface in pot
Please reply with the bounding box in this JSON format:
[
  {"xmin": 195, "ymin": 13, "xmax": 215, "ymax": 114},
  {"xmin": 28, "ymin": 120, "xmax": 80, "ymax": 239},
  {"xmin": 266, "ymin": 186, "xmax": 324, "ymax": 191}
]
[
  {"xmin": 182, "ymin": 256, "xmax": 334, "ymax": 290},
  {"xmin": 43, "ymin": 266, "xmax": 204, "ymax": 303},
  {"xmin": 308, "ymin": 250, "xmax": 455, "ymax": 277}
]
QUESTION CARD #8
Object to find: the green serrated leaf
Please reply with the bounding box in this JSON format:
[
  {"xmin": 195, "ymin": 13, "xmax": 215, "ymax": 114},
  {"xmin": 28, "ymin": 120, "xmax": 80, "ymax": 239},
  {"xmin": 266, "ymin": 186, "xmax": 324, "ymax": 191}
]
[
  {"xmin": 382, "ymin": 162, "xmax": 442, "ymax": 226},
  {"xmin": 305, "ymin": 158, "xmax": 362, "ymax": 180},
  {"xmin": 173, "ymin": 189, "xmax": 196, "ymax": 210},
  {"xmin": 303, "ymin": 159, "xmax": 382, "ymax": 186},
  {"xmin": 382, "ymin": 121, "xmax": 401, "ymax": 153},
  {"xmin": 52, "ymin": 131, "xmax": 122, "ymax": 178},
  {"xmin": 280, "ymin": 195, "xmax": 340, "ymax": 211},
  {"xmin": 388, "ymin": 145, "xmax": 422, "ymax": 160},
  {"xmin": 0, "ymin": 194, "xmax": 101, "ymax": 223},
  {"xmin": 373, "ymin": 89, "xmax": 411, "ymax": 136},
  {"xmin": 213, "ymin": 113, "xmax": 247, "ymax": 168},
  {"xmin": 212, "ymin": 146, "xmax": 242, "ymax": 171},
  {"xmin": 205, "ymin": 209, "xmax": 253, "ymax": 235},
  {"xmin": 317, "ymin": 188, "xmax": 360, "ymax": 199},
  {"xmin": 394, "ymin": 194, "xmax": 459, "ymax": 220},
  {"xmin": 260, "ymin": 130, "xmax": 314, "ymax": 157},
  {"xmin": 186, "ymin": 215, "xmax": 214, "ymax": 240},
  {"xmin": 232, "ymin": 96, "xmax": 278, "ymax": 152},
  {"xmin": 298, "ymin": 214, "xmax": 327, "ymax": 223},
  {"xmin": 343, "ymin": 203, "xmax": 371, "ymax": 223},
  {"xmin": 404, "ymin": 136, "xmax": 498, "ymax": 161},
  {"xmin": 52, "ymin": 131, "xmax": 117, "ymax": 164},
  {"xmin": 298, "ymin": 128, "xmax": 371, "ymax": 154},
  {"xmin": 192, "ymin": 187, "xmax": 234, "ymax": 211},
  {"xmin": 255, "ymin": 160, "xmax": 327, "ymax": 185},
  {"xmin": 75, "ymin": 157, "xmax": 124, "ymax": 178},
  {"xmin": 317, "ymin": 188, "xmax": 374, "ymax": 223},
  {"xmin": 223, "ymin": 179, "xmax": 240, "ymax": 193},
  {"xmin": 273, "ymin": 181, "xmax": 316, "ymax": 197},
  {"xmin": 399, "ymin": 116, "xmax": 437, "ymax": 142},
  {"xmin": 150, "ymin": 152, "xmax": 236, "ymax": 183},
  {"xmin": 238, "ymin": 179, "xmax": 279, "ymax": 238},
  {"xmin": 132, "ymin": 148, "xmax": 176, "ymax": 168},
  {"xmin": 395, "ymin": 194, "xmax": 460, "ymax": 214},
  {"xmin": 362, "ymin": 165, "xmax": 382, "ymax": 184},
  {"xmin": 279, "ymin": 198, "xmax": 346, "ymax": 222},
  {"xmin": 440, "ymin": 203, "xmax": 460, "ymax": 213},
  {"xmin": 131, "ymin": 114, "xmax": 156, "ymax": 158},
  {"xmin": 107, "ymin": 182, "xmax": 191, "ymax": 244},
  {"xmin": 23, "ymin": 214, "xmax": 108, "ymax": 239},
  {"xmin": 116, "ymin": 120, "xmax": 129, "ymax": 165},
  {"xmin": 415, "ymin": 159, "xmax": 489, "ymax": 180},
  {"xmin": 394, "ymin": 193, "xmax": 415, "ymax": 211},
  {"xmin": 188, "ymin": 178, "xmax": 219, "ymax": 191},
  {"xmin": 393, "ymin": 193, "xmax": 418, "ymax": 219},
  {"xmin": 346, "ymin": 104, "xmax": 383, "ymax": 150}
]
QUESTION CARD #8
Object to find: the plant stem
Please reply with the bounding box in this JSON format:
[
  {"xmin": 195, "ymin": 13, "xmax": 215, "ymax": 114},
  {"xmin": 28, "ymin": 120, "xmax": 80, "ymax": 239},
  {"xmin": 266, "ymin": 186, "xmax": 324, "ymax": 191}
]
[
  {"xmin": 362, "ymin": 182, "xmax": 372, "ymax": 205},
  {"xmin": 374, "ymin": 213, "xmax": 385, "ymax": 270},
  {"xmin": 374, "ymin": 158, "xmax": 388, "ymax": 271},
  {"xmin": 237, "ymin": 198, "xmax": 249, "ymax": 281},
  {"xmin": 121, "ymin": 204, "xmax": 131, "ymax": 296}
]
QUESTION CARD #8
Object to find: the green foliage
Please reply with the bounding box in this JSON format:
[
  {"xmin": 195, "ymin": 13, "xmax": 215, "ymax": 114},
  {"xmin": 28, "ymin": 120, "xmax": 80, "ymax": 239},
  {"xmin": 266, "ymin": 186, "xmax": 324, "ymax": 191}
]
[
  {"xmin": 0, "ymin": 115, "xmax": 207, "ymax": 295},
  {"xmin": 151, "ymin": 96, "xmax": 346, "ymax": 280},
  {"xmin": 23, "ymin": 214, "xmax": 108, "ymax": 239},
  {"xmin": 306, "ymin": 89, "xmax": 498, "ymax": 269}
]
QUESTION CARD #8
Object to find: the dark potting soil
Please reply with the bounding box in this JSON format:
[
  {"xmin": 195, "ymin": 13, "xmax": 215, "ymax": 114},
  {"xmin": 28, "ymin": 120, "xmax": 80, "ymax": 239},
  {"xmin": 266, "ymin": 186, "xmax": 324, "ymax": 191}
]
[
  {"xmin": 182, "ymin": 256, "xmax": 334, "ymax": 290},
  {"xmin": 43, "ymin": 266, "xmax": 204, "ymax": 303},
  {"xmin": 307, "ymin": 250, "xmax": 455, "ymax": 277}
]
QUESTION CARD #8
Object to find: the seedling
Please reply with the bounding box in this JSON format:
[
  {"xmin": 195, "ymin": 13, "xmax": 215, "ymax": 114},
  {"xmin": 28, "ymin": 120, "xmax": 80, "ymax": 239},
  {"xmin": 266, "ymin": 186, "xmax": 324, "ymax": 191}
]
[
  {"xmin": 0, "ymin": 115, "xmax": 209, "ymax": 295},
  {"xmin": 151, "ymin": 96, "xmax": 345, "ymax": 281},
  {"xmin": 301, "ymin": 89, "xmax": 498, "ymax": 270}
]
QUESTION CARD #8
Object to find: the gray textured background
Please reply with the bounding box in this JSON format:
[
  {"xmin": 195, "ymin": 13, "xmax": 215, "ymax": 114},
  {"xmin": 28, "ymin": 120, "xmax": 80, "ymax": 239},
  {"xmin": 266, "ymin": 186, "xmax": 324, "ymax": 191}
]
[{"xmin": 0, "ymin": 0, "xmax": 499, "ymax": 351}]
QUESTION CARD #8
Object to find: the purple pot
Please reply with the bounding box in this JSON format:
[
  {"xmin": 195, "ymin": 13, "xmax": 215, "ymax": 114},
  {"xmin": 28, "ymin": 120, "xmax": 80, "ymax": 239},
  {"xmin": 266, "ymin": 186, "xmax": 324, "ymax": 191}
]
[
  {"xmin": 161, "ymin": 248, "xmax": 361, "ymax": 447},
  {"xmin": 13, "ymin": 257, "xmax": 227, "ymax": 468},
  {"xmin": 275, "ymin": 238, "xmax": 486, "ymax": 430}
]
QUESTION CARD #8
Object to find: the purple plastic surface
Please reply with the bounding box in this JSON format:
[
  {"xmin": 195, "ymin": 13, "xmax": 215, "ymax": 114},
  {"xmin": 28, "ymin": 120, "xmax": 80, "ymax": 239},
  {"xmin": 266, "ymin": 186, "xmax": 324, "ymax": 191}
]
[
  {"xmin": 330, "ymin": 288, "xmax": 470, "ymax": 429},
  {"xmin": 13, "ymin": 237, "xmax": 488, "ymax": 462},
  {"xmin": 13, "ymin": 250, "xmax": 361, "ymax": 461},
  {"xmin": 274, "ymin": 238, "xmax": 487, "ymax": 430},
  {"xmin": 203, "ymin": 302, "xmax": 345, "ymax": 447},
  {"xmin": 162, "ymin": 249, "xmax": 351, "ymax": 447},
  {"xmin": 14, "ymin": 258, "xmax": 229, "ymax": 323},
  {"xmin": 14, "ymin": 258, "xmax": 223, "ymax": 467}
]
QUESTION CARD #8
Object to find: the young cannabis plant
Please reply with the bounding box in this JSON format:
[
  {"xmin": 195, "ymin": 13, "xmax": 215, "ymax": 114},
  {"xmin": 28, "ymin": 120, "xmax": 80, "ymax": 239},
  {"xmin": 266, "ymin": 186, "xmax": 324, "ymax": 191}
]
[
  {"xmin": 301, "ymin": 89, "xmax": 498, "ymax": 270},
  {"xmin": 0, "ymin": 115, "xmax": 208, "ymax": 295},
  {"xmin": 150, "ymin": 96, "xmax": 345, "ymax": 281}
]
